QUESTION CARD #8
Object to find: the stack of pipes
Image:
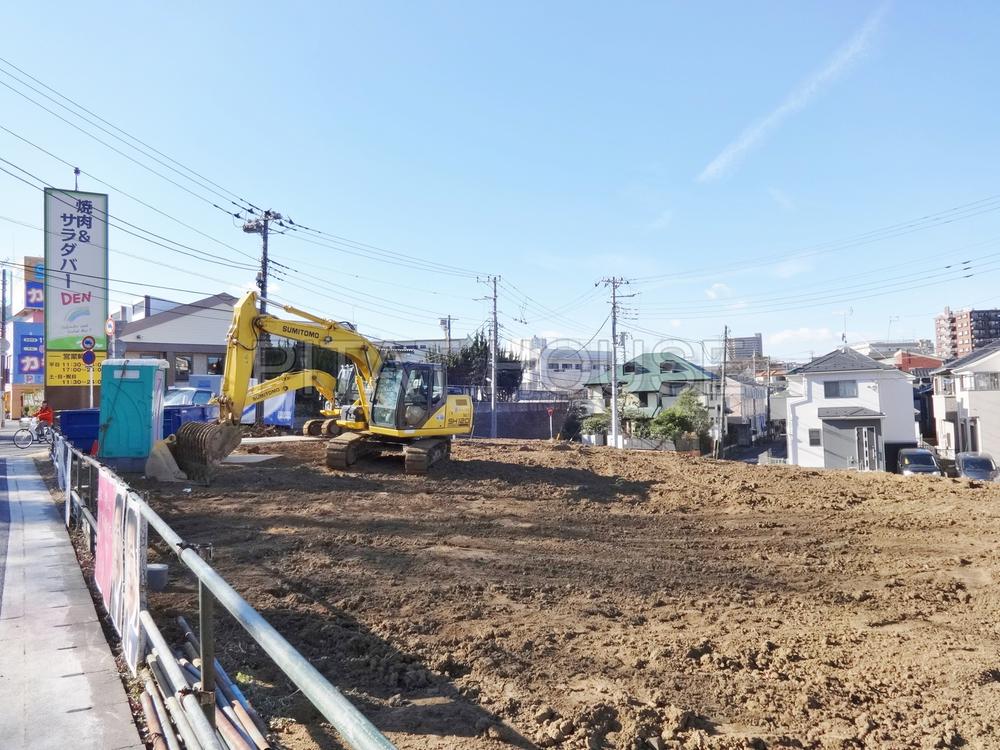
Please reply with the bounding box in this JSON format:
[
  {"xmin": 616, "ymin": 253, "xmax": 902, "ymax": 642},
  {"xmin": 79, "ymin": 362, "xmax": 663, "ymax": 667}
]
[{"xmin": 139, "ymin": 611, "xmax": 271, "ymax": 750}]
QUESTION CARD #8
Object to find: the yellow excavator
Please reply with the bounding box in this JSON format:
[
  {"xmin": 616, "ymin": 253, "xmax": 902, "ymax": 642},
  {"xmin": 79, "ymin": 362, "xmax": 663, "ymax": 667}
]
[{"xmin": 171, "ymin": 291, "xmax": 473, "ymax": 479}]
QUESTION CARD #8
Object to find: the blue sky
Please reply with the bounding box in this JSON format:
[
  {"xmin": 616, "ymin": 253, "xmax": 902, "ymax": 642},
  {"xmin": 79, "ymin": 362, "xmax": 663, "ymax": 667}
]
[{"xmin": 2, "ymin": 1, "xmax": 999, "ymax": 360}]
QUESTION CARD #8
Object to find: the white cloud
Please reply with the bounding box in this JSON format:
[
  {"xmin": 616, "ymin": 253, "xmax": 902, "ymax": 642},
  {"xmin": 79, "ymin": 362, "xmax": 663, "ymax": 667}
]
[
  {"xmin": 670, "ymin": 319, "xmax": 682, "ymax": 329},
  {"xmin": 648, "ymin": 209, "xmax": 674, "ymax": 231},
  {"xmin": 697, "ymin": 3, "xmax": 888, "ymax": 183},
  {"xmin": 768, "ymin": 187, "xmax": 794, "ymax": 211},
  {"xmin": 729, "ymin": 300, "xmax": 748, "ymax": 310},
  {"xmin": 705, "ymin": 282, "xmax": 733, "ymax": 300}
]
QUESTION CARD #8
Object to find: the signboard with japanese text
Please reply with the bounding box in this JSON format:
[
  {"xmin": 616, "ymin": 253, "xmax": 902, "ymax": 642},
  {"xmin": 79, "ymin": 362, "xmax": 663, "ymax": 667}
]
[
  {"xmin": 44, "ymin": 189, "xmax": 108, "ymax": 351},
  {"xmin": 12, "ymin": 322, "xmax": 44, "ymax": 385},
  {"xmin": 23, "ymin": 255, "xmax": 44, "ymax": 310},
  {"xmin": 45, "ymin": 350, "xmax": 106, "ymax": 386}
]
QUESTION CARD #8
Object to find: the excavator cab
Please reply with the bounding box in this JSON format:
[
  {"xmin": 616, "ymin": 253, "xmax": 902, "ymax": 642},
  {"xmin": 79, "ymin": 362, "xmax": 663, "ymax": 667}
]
[{"xmin": 370, "ymin": 361, "xmax": 446, "ymax": 430}]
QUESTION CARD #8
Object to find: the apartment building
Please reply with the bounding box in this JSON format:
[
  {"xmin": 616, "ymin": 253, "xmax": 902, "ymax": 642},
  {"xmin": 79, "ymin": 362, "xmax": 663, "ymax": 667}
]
[{"xmin": 935, "ymin": 307, "xmax": 1000, "ymax": 359}]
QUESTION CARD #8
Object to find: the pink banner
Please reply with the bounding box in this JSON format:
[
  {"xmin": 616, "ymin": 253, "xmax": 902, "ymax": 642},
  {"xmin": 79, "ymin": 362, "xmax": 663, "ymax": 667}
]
[{"xmin": 94, "ymin": 471, "xmax": 117, "ymax": 609}]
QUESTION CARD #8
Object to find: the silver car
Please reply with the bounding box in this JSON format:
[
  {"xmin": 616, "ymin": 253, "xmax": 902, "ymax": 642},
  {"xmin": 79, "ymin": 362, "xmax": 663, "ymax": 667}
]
[
  {"xmin": 897, "ymin": 448, "xmax": 943, "ymax": 477},
  {"xmin": 955, "ymin": 452, "xmax": 999, "ymax": 481}
]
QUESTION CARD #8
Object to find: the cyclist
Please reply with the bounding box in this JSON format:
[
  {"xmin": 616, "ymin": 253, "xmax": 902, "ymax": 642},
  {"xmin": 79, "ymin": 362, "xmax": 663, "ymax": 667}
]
[{"xmin": 33, "ymin": 401, "xmax": 54, "ymax": 441}]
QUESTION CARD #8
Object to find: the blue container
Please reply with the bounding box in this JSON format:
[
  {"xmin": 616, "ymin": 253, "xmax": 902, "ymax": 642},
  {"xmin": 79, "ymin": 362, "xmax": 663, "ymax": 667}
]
[
  {"xmin": 56, "ymin": 408, "xmax": 100, "ymax": 453},
  {"xmin": 162, "ymin": 404, "xmax": 219, "ymax": 439},
  {"xmin": 98, "ymin": 359, "xmax": 169, "ymax": 469}
]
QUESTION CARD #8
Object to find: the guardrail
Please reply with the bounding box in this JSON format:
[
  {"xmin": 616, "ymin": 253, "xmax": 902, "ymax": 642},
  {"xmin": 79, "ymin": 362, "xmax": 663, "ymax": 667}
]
[{"xmin": 52, "ymin": 434, "xmax": 396, "ymax": 750}]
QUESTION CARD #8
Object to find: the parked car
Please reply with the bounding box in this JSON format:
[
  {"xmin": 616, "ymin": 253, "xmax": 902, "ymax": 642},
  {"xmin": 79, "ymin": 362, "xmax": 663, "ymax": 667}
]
[
  {"xmin": 897, "ymin": 448, "xmax": 943, "ymax": 477},
  {"xmin": 164, "ymin": 387, "xmax": 215, "ymax": 406},
  {"xmin": 955, "ymin": 452, "xmax": 999, "ymax": 481}
]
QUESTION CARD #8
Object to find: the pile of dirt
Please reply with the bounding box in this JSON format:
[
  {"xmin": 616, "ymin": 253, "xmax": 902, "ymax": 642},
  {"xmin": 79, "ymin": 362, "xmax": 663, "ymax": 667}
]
[{"xmin": 139, "ymin": 439, "xmax": 1000, "ymax": 749}]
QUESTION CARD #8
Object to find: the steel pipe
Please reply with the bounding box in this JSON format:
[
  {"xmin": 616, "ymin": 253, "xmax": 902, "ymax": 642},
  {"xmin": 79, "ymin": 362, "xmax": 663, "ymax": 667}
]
[
  {"xmin": 145, "ymin": 679, "xmax": 182, "ymax": 750},
  {"xmin": 178, "ymin": 615, "xmax": 269, "ymax": 738},
  {"xmin": 141, "ymin": 612, "xmax": 225, "ymax": 750},
  {"xmin": 148, "ymin": 654, "xmax": 203, "ymax": 750},
  {"xmin": 141, "ymin": 690, "xmax": 170, "ymax": 750}
]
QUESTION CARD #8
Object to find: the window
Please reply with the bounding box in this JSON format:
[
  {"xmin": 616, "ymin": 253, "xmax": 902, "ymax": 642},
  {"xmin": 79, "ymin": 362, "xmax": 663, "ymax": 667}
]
[
  {"xmin": 207, "ymin": 355, "xmax": 224, "ymax": 375},
  {"xmin": 192, "ymin": 390, "xmax": 214, "ymax": 405},
  {"xmin": 973, "ymin": 372, "xmax": 1000, "ymax": 391},
  {"xmin": 823, "ymin": 380, "xmax": 858, "ymax": 398},
  {"xmin": 809, "ymin": 429, "xmax": 821, "ymax": 446},
  {"xmin": 574, "ymin": 364, "xmax": 582, "ymax": 370},
  {"xmin": 548, "ymin": 363, "xmax": 560, "ymax": 371},
  {"xmin": 174, "ymin": 355, "xmax": 192, "ymax": 382}
]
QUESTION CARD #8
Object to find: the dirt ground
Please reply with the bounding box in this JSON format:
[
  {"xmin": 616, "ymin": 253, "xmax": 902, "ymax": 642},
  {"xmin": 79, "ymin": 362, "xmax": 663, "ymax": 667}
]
[{"xmin": 138, "ymin": 439, "xmax": 1000, "ymax": 750}]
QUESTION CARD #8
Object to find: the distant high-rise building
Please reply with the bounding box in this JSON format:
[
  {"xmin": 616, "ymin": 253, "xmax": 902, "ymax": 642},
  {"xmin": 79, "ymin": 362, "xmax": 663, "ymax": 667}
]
[
  {"xmin": 935, "ymin": 306, "xmax": 1000, "ymax": 360},
  {"xmin": 726, "ymin": 333, "xmax": 763, "ymax": 361}
]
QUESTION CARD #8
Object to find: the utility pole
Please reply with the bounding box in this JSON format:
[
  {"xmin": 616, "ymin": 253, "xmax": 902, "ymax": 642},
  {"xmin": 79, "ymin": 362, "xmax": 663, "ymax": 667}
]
[
  {"xmin": 599, "ymin": 277, "xmax": 632, "ymax": 448},
  {"xmin": 243, "ymin": 209, "xmax": 282, "ymax": 426},
  {"xmin": 717, "ymin": 325, "xmax": 729, "ymax": 458},
  {"xmin": 478, "ymin": 276, "xmax": 500, "ymax": 438},
  {"xmin": 439, "ymin": 316, "xmax": 455, "ymax": 355}
]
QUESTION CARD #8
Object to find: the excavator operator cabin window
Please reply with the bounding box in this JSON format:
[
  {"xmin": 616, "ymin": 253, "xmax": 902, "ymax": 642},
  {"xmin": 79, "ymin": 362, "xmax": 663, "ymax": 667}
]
[{"xmin": 432, "ymin": 368, "xmax": 445, "ymax": 403}]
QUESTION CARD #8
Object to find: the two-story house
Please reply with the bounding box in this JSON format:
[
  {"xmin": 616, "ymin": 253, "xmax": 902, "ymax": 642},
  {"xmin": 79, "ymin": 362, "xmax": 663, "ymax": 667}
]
[
  {"xmin": 930, "ymin": 340, "xmax": 1000, "ymax": 459},
  {"xmin": 786, "ymin": 348, "xmax": 917, "ymax": 471},
  {"xmin": 584, "ymin": 352, "xmax": 716, "ymax": 416}
]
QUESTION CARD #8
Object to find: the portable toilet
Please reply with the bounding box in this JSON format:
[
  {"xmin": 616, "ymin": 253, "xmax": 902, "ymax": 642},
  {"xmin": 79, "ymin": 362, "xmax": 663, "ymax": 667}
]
[{"xmin": 98, "ymin": 359, "xmax": 168, "ymax": 471}]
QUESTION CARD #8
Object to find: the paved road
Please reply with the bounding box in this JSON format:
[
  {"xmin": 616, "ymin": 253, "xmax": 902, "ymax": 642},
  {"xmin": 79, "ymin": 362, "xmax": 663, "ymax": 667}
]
[{"xmin": 0, "ymin": 427, "xmax": 141, "ymax": 749}]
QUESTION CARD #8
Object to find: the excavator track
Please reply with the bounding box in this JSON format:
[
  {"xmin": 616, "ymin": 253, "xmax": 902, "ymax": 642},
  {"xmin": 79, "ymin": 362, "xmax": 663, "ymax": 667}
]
[
  {"xmin": 302, "ymin": 419, "xmax": 324, "ymax": 437},
  {"xmin": 174, "ymin": 422, "xmax": 243, "ymax": 482},
  {"xmin": 321, "ymin": 419, "xmax": 342, "ymax": 437},
  {"xmin": 325, "ymin": 431, "xmax": 368, "ymax": 470},
  {"xmin": 403, "ymin": 438, "xmax": 451, "ymax": 475}
]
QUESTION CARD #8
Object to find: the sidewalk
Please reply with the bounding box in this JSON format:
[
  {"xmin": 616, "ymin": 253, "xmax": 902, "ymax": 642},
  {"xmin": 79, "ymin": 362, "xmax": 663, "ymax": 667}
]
[{"xmin": 0, "ymin": 435, "xmax": 141, "ymax": 749}]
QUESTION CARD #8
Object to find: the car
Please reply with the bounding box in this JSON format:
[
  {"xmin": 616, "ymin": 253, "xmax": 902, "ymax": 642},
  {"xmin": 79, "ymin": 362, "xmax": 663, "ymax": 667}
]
[
  {"xmin": 955, "ymin": 452, "xmax": 999, "ymax": 482},
  {"xmin": 164, "ymin": 387, "xmax": 215, "ymax": 406},
  {"xmin": 897, "ymin": 448, "xmax": 943, "ymax": 477}
]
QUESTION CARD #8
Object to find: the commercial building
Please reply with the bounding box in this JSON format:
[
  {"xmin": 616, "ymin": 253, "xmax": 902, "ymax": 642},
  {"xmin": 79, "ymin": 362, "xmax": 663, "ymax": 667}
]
[
  {"xmin": 852, "ymin": 340, "xmax": 934, "ymax": 359},
  {"xmin": 727, "ymin": 333, "xmax": 763, "ymax": 361},
  {"xmin": 517, "ymin": 337, "xmax": 611, "ymax": 394},
  {"xmin": 935, "ymin": 307, "xmax": 1000, "ymax": 360},
  {"xmin": 2, "ymin": 256, "xmax": 47, "ymax": 418}
]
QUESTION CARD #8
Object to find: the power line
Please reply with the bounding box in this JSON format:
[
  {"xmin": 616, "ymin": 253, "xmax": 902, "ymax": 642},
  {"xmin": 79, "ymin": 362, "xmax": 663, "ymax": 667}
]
[{"xmin": 632, "ymin": 194, "xmax": 1000, "ymax": 284}]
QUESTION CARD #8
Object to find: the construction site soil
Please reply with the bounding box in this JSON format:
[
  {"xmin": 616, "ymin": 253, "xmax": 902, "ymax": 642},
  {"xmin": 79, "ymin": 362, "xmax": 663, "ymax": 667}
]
[{"xmin": 138, "ymin": 439, "xmax": 1000, "ymax": 750}]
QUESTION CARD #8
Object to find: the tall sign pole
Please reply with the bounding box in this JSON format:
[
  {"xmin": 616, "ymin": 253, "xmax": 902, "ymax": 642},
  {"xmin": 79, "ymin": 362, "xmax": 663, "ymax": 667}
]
[{"xmin": 599, "ymin": 277, "xmax": 633, "ymax": 448}]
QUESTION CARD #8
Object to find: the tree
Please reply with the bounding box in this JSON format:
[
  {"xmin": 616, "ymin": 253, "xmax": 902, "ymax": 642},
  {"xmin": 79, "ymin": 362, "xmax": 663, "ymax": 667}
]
[
  {"xmin": 648, "ymin": 387, "xmax": 711, "ymax": 441},
  {"xmin": 431, "ymin": 331, "xmax": 523, "ymax": 400}
]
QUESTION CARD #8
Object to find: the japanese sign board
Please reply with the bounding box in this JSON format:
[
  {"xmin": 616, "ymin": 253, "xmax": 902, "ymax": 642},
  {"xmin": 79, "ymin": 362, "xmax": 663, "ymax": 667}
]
[
  {"xmin": 12, "ymin": 322, "xmax": 44, "ymax": 385},
  {"xmin": 45, "ymin": 350, "xmax": 106, "ymax": 386},
  {"xmin": 22, "ymin": 256, "xmax": 44, "ymax": 310},
  {"xmin": 44, "ymin": 189, "xmax": 108, "ymax": 351}
]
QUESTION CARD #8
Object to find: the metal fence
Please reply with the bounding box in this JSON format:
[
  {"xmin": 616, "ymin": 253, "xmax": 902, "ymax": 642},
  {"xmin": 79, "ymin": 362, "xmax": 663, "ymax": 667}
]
[{"xmin": 52, "ymin": 434, "xmax": 396, "ymax": 750}]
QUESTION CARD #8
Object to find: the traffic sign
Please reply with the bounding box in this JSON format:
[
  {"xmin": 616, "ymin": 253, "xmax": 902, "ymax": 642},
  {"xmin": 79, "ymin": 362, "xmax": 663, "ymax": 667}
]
[
  {"xmin": 105, "ymin": 317, "xmax": 115, "ymax": 337},
  {"xmin": 81, "ymin": 349, "xmax": 97, "ymax": 366},
  {"xmin": 547, "ymin": 407, "xmax": 554, "ymax": 416},
  {"xmin": 81, "ymin": 335, "xmax": 96, "ymax": 350}
]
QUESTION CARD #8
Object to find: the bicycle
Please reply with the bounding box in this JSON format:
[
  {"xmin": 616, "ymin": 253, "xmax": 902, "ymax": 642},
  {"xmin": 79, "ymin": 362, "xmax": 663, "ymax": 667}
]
[{"xmin": 13, "ymin": 419, "xmax": 53, "ymax": 449}]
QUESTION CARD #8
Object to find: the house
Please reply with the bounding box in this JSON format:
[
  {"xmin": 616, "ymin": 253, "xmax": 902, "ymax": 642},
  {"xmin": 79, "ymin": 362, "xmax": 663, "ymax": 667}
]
[
  {"xmin": 785, "ymin": 348, "xmax": 917, "ymax": 472},
  {"xmin": 584, "ymin": 351, "xmax": 717, "ymax": 417},
  {"xmin": 721, "ymin": 373, "xmax": 769, "ymax": 446},
  {"xmin": 930, "ymin": 340, "xmax": 1000, "ymax": 459}
]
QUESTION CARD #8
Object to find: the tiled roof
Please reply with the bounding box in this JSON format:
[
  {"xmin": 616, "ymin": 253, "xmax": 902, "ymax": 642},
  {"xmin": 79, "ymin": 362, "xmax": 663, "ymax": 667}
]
[
  {"xmin": 931, "ymin": 339, "xmax": 1000, "ymax": 375},
  {"xmin": 788, "ymin": 348, "xmax": 895, "ymax": 375}
]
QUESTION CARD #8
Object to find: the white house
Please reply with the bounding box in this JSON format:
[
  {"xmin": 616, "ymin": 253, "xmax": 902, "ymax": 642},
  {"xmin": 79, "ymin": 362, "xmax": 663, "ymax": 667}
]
[
  {"xmin": 786, "ymin": 348, "xmax": 917, "ymax": 472},
  {"xmin": 930, "ymin": 340, "xmax": 1000, "ymax": 459}
]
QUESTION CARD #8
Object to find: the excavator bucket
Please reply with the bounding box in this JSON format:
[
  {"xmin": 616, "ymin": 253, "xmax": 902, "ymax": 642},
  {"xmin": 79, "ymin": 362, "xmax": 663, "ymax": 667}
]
[{"xmin": 173, "ymin": 421, "xmax": 243, "ymax": 482}]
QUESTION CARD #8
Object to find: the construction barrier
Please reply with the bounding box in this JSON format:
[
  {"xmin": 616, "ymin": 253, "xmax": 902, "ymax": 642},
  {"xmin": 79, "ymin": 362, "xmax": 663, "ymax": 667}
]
[{"xmin": 51, "ymin": 432, "xmax": 396, "ymax": 750}]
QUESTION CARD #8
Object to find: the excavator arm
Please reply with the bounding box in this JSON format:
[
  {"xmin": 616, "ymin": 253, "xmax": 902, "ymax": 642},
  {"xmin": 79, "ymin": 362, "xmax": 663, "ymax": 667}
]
[{"xmin": 173, "ymin": 291, "xmax": 384, "ymax": 479}]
